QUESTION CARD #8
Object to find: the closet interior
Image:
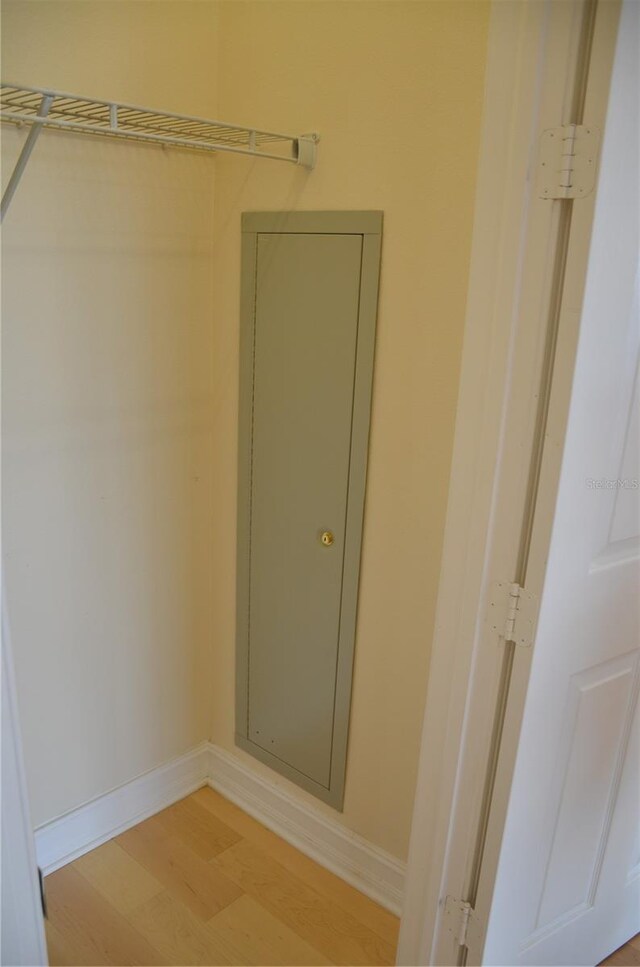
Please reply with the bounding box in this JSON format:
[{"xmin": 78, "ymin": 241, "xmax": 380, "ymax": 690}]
[{"xmin": 1, "ymin": 2, "xmax": 490, "ymax": 956}]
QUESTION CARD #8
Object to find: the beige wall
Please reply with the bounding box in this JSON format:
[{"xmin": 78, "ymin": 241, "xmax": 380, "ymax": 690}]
[
  {"xmin": 1, "ymin": 1, "xmax": 220, "ymax": 826},
  {"xmin": 2, "ymin": 0, "xmax": 489, "ymax": 858},
  {"xmin": 0, "ymin": 1, "xmax": 220, "ymax": 114},
  {"xmin": 209, "ymin": 1, "xmax": 489, "ymax": 860}
]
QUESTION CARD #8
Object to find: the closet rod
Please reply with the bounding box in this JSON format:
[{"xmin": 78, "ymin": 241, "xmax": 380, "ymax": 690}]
[{"xmin": 0, "ymin": 82, "xmax": 319, "ymax": 220}]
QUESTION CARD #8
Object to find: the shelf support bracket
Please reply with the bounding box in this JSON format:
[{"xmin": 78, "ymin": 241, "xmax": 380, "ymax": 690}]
[
  {"xmin": 1, "ymin": 94, "xmax": 53, "ymax": 222},
  {"xmin": 296, "ymin": 134, "xmax": 318, "ymax": 170}
]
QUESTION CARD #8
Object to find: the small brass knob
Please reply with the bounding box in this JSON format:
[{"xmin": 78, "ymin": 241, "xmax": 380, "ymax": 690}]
[{"xmin": 321, "ymin": 530, "xmax": 334, "ymax": 547}]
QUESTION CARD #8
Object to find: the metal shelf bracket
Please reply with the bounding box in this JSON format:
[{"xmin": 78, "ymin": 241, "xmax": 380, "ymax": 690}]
[{"xmin": 1, "ymin": 93, "xmax": 52, "ymax": 222}]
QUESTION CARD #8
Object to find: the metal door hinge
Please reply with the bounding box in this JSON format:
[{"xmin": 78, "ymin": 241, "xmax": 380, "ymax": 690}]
[
  {"xmin": 488, "ymin": 581, "xmax": 538, "ymax": 647},
  {"xmin": 443, "ymin": 896, "xmax": 479, "ymax": 948},
  {"xmin": 537, "ymin": 123, "xmax": 600, "ymax": 199}
]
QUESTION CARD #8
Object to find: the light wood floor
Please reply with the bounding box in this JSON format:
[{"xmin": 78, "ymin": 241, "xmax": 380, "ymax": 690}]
[
  {"xmin": 44, "ymin": 787, "xmax": 399, "ymax": 966},
  {"xmin": 43, "ymin": 788, "xmax": 639, "ymax": 967},
  {"xmin": 600, "ymin": 934, "xmax": 640, "ymax": 967}
]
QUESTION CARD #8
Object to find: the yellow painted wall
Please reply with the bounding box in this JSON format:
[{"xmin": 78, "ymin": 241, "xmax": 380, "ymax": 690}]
[
  {"xmin": 2, "ymin": 0, "xmax": 489, "ymax": 859},
  {"xmin": 0, "ymin": 0, "xmax": 220, "ymax": 115},
  {"xmin": 1, "ymin": 1, "xmax": 220, "ymax": 826},
  {"xmin": 209, "ymin": 0, "xmax": 489, "ymax": 860}
]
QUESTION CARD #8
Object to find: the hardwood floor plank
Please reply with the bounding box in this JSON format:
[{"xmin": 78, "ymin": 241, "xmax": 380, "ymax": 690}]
[
  {"xmin": 125, "ymin": 890, "xmax": 244, "ymax": 966},
  {"xmin": 212, "ymin": 839, "xmax": 395, "ymax": 966},
  {"xmin": 193, "ymin": 786, "xmax": 400, "ymax": 946},
  {"xmin": 45, "ymin": 921, "xmax": 89, "ymax": 967},
  {"xmin": 73, "ymin": 840, "xmax": 163, "ymax": 914},
  {"xmin": 117, "ymin": 813, "xmax": 242, "ymax": 921},
  {"xmin": 600, "ymin": 938, "xmax": 640, "ymax": 966},
  {"xmin": 207, "ymin": 893, "xmax": 333, "ymax": 966},
  {"xmin": 44, "ymin": 865, "xmax": 164, "ymax": 966},
  {"xmin": 191, "ymin": 787, "xmax": 282, "ymax": 846},
  {"xmin": 155, "ymin": 794, "xmax": 242, "ymax": 861}
]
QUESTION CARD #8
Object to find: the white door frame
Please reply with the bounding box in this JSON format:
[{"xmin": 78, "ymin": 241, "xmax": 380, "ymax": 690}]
[
  {"xmin": 397, "ymin": 1, "xmax": 622, "ymax": 963},
  {"xmin": 1, "ymin": 593, "xmax": 48, "ymax": 965}
]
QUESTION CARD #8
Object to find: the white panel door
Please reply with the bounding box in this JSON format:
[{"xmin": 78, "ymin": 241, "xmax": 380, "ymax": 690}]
[
  {"xmin": 483, "ymin": 3, "xmax": 640, "ymax": 964},
  {"xmin": 1, "ymin": 608, "xmax": 48, "ymax": 966}
]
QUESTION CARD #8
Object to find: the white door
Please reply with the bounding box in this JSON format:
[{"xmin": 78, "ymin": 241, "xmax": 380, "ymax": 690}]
[
  {"xmin": 1, "ymin": 602, "xmax": 48, "ymax": 966},
  {"xmin": 482, "ymin": 3, "xmax": 640, "ymax": 964}
]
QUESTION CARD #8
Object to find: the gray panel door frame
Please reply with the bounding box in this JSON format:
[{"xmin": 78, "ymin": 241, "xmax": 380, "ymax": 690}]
[{"xmin": 236, "ymin": 211, "xmax": 383, "ymax": 809}]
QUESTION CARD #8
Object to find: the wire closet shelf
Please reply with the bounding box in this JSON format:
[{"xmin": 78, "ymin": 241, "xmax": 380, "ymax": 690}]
[
  {"xmin": 1, "ymin": 83, "xmax": 318, "ymax": 165},
  {"xmin": 0, "ymin": 82, "xmax": 318, "ymax": 220}
]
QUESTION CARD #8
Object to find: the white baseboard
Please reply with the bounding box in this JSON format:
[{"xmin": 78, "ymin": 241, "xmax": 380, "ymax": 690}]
[
  {"xmin": 206, "ymin": 744, "xmax": 405, "ymax": 915},
  {"xmin": 34, "ymin": 741, "xmax": 406, "ymax": 916},
  {"xmin": 35, "ymin": 742, "xmax": 210, "ymax": 875}
]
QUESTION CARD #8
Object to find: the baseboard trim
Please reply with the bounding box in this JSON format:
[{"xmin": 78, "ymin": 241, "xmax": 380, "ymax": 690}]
[
  {"xmin": 34, "ymin": 742, "xmax": 210, "ymax": 875},
  {"xmin": 33, "ymin": 741, "xmax": 405, "ymax": 915},
  {"xmin": 206, "ymin": 743, "xmax": 405, "ymax": 915}
]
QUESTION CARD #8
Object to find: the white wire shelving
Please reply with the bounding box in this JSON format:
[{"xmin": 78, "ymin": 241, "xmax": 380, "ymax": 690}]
[{"xmin": 0, "ymin": 82, "xmax": 319, "ymax": 220}]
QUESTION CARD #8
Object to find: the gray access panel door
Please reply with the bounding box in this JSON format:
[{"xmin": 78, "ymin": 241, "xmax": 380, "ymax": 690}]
[{"xmin": 236, "ymin": 211, "xmax": 382, "ymax": 809}]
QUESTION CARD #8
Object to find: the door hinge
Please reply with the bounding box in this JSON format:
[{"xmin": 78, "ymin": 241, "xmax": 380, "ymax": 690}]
[
  {"xmin": 443, "ymin": 896, "xmax": 478, "ymax": 948},
  {"xmin": 488, "ymin": 581, "xmax": 538, "ymax": 648},
  {"xmin": 537, "ymin": 123, "xmax": 600, "ymax": 199}
]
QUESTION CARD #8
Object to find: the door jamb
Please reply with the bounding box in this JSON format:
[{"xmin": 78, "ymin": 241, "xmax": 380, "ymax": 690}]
[
  {"xmin": 397, "ymin": 1, "xmax": 621, "ymax": 963},
  {"xmin": 465, "ymin": 4, "xmax": 624, "ymax": 962},
  {"xmin": 1, "ymin": 594, "xmax": 49, "ymax": 965}
]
